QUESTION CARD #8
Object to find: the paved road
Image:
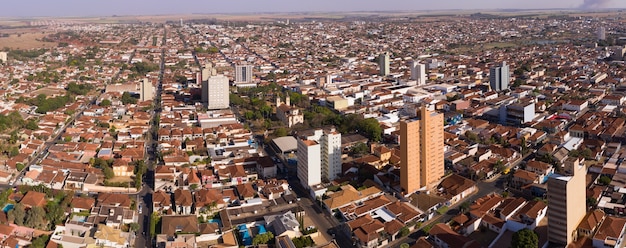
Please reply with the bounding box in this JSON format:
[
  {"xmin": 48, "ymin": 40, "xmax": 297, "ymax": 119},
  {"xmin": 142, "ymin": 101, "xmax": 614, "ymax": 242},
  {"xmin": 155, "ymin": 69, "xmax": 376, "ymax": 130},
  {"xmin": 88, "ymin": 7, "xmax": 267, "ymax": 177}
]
[{"xmin": 135, "ymin": 28, "xmax": 166, "ymax": 248}]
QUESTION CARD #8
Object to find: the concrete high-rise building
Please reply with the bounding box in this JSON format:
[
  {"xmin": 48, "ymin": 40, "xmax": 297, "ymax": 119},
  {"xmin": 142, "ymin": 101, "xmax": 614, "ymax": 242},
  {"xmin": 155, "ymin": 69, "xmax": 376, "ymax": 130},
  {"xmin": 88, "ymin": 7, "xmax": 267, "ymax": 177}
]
[
  {"xmin": 400, "ymin": 120, "xmax": 421, "ymax": 193},
  {"xmin": 547, "ymin": 157, "xmax": 587, "ymax": 246},
  {"xmin": 297, "ymin": 139, "xmax": 321, "ymax": 188},
  {"xmin": 321, "ymin": 130, "xmax": 341, "ymax": 181},
  {"xmin": 0, "ymin": 52, "xmax": 7, "ymax": 63},
  {"xmin": 201, "ymin": 63, "xmax": 215, "ymax": 82},
  {"xmin": 597, "ymin": 27, "xmax": 606, "ymax": 40},
  {"xmin": 297, "ymin": 128, "xmax": 342, "ymax": 184},
  {"xmin": 235, "ymin": 64, "xmax": 253, "ymax": 83},
  {"xmin": 205, "ymin": 75, "xmax": 229, "ymax": 109},
  {"xmin": 490, "ymin": 61, "xmax": 510, "ymax": 92},
  {"xmin": 379, "ymin": 53, "xmax": 390, "ymax": 76},
  {"xmin": 400, "ymin": 107, "xmax": 444, "ymax": 194},
  {"xmin": 140, "ymin": 78, "xmax": 154, "ymax": 102},
  {"xmin": 410, "ymin": 61, "xmax": 426, "ymax": 85}
]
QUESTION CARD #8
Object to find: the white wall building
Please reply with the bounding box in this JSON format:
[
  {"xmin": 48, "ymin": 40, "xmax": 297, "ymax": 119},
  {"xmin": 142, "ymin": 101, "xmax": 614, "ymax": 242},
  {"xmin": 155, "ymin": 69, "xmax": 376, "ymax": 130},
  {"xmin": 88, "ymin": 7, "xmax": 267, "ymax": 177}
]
[
  {"xmin": 235, "ymin": 64, "xmax": 253, "ymax": 83},
  {"xmin": 410, "ymin": 61, "xmax": 426, "ymax": 85},
  {"xmin": 297, "ymin": 139, "xmax": 321, "ymax": 188},
  {"xmin": 140, "ymin": 78, "xmax": 154, "ymax": 102},
  {"xmin": 206, "ymin": 75, "xmax": 229, "ymax": 110}
]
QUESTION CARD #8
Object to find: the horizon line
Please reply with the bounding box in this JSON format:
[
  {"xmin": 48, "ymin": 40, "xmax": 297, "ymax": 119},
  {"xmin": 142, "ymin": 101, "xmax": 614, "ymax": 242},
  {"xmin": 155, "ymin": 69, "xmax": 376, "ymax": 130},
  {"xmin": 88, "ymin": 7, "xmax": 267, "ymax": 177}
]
[{"xmin": 2, "ymin": 7, "xmax": 625, "ymax": 20}]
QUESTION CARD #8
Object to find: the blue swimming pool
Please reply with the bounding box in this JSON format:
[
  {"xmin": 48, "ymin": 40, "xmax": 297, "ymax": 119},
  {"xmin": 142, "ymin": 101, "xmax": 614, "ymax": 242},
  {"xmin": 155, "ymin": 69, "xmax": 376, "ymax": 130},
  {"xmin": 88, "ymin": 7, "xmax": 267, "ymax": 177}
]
[
  {"xmin": 238, "ymin": 225, "xmax": 252, "ymax": 246},
  {"xmin": 208, "ymin": 219, "xmax": 222, "ymax": 226},
  {"xmin": 257, "ymin": 225, "xmax": 267, "ymax": 234},
  {"xmin": 2, "ymin": 204, "xmax": 14, "ymax": 213}
]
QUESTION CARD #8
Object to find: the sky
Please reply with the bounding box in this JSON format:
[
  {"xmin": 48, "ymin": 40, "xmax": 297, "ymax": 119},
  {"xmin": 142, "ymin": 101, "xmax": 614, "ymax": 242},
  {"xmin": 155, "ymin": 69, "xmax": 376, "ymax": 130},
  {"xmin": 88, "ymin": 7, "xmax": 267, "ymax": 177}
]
[{"xmin": 4, "ymin": 0, "xmax": 626, "ymax": 17}]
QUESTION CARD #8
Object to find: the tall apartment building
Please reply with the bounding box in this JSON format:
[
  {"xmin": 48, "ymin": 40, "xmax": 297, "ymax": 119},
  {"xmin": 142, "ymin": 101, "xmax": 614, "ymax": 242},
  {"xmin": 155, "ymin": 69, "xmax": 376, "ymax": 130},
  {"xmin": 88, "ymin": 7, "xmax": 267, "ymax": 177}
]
[
  {"xmin": 296, "ymin": 128, "xmax": 342, "ymax": 186},
  {"xmin": 297, "ymin": 139, "xmax": 321, "ymax": 188},
  {"xmin": 204, "ymin": 75, "xmax": 229, "ymax": 110},
  {"xmin": 140, "ymin": 78, "xmax": 154, "ymax": 102},
  {"xmin": 321, "ymin": 130, "xmax": 341, "ymax": 181},
  {"xmin": 0, "ymin": 52, "xmax": 7, "ymax": 63},
  {"xmin": 547, "ymin": 157, "xmax": 586, "ymax": 246},
  {"xmin": 597, "ymin": 27, "xmax": 606, "ymax": 40},
  {"xmin": 490, "ymin": 61, "xmax": 510, "ymax": 92},
  {"xmin": 400, "ymin": 107, "xmax": 444, "ymax": 194},
  {"xmin": 379, "ymin": 53, "xmax": 390, "ymax": 76},
  {"xmin": 235, "ymin": 64, "xmax": 253, "ymax": 83},
  {"xmin": 410, "ymin": 61, "xmax": 426, "ymax": 85}
]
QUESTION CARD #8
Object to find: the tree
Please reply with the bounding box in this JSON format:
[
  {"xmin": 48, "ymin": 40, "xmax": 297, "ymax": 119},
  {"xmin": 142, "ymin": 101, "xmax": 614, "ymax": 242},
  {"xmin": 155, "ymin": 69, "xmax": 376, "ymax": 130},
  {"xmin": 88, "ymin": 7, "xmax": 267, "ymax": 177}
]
[
  {"xmin": 459, "ymin": 201, "xmax": 471, "ymax": 213},
  {"xmin": 350, "ymin": 142, "xmax": 369, "ymax": 156},
  {"xmin": 252, "ymin": 232, "xmax": 274, "ymax": 245},
  {"xmin": 30, "ymin": 234, "xmax": 49, "ymax": 248},
  {"xmin": 274, "ymin": 127, "xmax": 288, "ymax": 137},
  {"xmin": 25, "ymin": 119, "xmax": 39, "ymax": 130},
  {"xmin": 358, "ymin": 118, "xmax": 383, "ymax": 142},
  {"xmin": 189, "ymin": 184, "xmax": 198, "ymax": 191},
  {"xmin": 599, "ymin": 175, "xmax": 612, "ymax": 186},
  {"xmin": 512, "ymin": 229, "xmax": 538, "ymax": 248},
  {"xmin": 587, "ymin": 197, "xmax": 598, "ymax": 209},
  {"xmin": 25, "ymin": 206, "xmax": 47, "ymax": 230},
  {"xmin": 121, "ymin": 92, "xmax": 137, "ymax": 105},
  {"xmin": 99, "ymin": 99, "xmax": 112, "ymax": 107},
  {"xmin": 9, "ymin": 146, "xmax": 19, "ymax": 157},
  {"xmin": 399, "ymin": 226, "xmax": 410, "ymax": 237},
  {"xmin": 129, "ymin": 222, "xmax": 140, "ymax": 232},
  {"xmin": 103, "ymin": 166, "xmax": 114, "ymax": 179},
  {"xmin": 292, "ymin": 236, "xmax": 314, "ymax": 248},
  {"xmin": 46, "ymin": 201, "xmax": 66, "ymax": 229},
  {"xmin": 8, "ymin": 203, "xmax": 25, "ymax": 226}
]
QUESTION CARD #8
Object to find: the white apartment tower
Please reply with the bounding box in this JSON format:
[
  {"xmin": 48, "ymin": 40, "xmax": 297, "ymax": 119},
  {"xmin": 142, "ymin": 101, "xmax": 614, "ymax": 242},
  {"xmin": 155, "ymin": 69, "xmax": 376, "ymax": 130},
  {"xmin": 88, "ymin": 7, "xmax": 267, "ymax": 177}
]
[
  {"xmin": 410, "ymin": 61, "xmax": 426, "ymax": 85},
  {"xmin": 297, "ymin": 128, "xmax": 342, "ymax": 189},
  {"xmin": 320, "ymin": 130, "xmax": 342, "ymax": 181},
  {"xmin": 140, "ymin": 78, "xmax": 154, "ymax": 102},
  {"xmin": 490, "ymin": 61, "xmax": 510, "ymax": 92},
  {"xmin": 235, "ymin": 64, "xmax": 253, "ymax": 83},
  {"xmin": 297, "ymin": 139, "xmax": 321, "ymax": 188},
  {"xmin": 205, "ymin": 75, "xmax": 229, "ymax": 109}
]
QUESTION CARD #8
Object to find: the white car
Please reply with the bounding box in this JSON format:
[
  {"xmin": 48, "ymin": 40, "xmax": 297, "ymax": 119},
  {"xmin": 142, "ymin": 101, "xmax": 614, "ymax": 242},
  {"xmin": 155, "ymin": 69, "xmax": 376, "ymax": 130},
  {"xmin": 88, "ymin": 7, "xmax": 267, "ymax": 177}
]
[{"xmin": 138, "ymin": 205, "xmax": 143, "ymax": 214}]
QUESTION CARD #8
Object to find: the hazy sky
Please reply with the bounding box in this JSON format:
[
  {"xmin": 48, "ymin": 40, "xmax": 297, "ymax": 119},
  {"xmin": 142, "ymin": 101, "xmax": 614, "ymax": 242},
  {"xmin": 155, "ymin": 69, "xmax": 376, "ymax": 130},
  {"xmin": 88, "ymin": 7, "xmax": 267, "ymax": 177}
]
[{"xmin": 5, "ymin": 0, "xmax": 626, "ymax": 17}]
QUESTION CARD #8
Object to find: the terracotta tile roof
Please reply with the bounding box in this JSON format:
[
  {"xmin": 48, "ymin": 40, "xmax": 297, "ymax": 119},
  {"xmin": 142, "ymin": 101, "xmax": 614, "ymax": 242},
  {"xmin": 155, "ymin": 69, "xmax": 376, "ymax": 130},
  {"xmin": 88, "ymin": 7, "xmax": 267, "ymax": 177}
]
[
  {"xmin": 578, "ymin": 209, "xmax": 605, "ymax": 231},
  {"xmin": 593, "ymin": 216, "xmax": 626, "ymax": 242},
  {"xmin": 20, "ymin": 191, "xmax": 46, "ymax": 208},
  {"xmin": 429, "ymin": 223, "xmax": 481, "ymax": 248},
  {"xmin": 153, "ymin": 190, "xmax": 171, "ymax": 208},
  {"xmin": 97, "ymin": 193, "xmax": 131, "ymax": 208},
  {"xmin": 70, "ymin": 197, "xmax": 95, "ymax": 210},
  {"xmin": 174, "ymin": 189, "xmax": 193, "ymax": 206}
]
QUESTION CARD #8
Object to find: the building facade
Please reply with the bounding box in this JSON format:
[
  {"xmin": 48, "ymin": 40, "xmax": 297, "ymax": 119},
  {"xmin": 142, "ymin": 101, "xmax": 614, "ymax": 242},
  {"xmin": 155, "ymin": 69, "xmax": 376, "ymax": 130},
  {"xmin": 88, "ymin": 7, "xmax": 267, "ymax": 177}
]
[
  {"xmin": 490, "ymin": 61, "xmax": 510, "ymax": 92},
  {"xmin": 400, "ymin": 107, "xmax": 444, "ymax": 194},
  {"xmin": 379, "ymin": 53, "xmax": 390, "ymax": 76},
  {"xmin": 547, "ymin": 157, "xmax": 587, "ymax": 246},
  {"xmin": 235, "ymin": 64, "xmax": 253, "ymax": 83},
  {"xmin": 297, "ymin": 139, "xmax": 321, "ymax": 188},
  {"xmin": 205, "ymin": 75, "xmax": 229, "ymax": 110},
  {"xmin": 140, "ymin": 78, "xmax": 154, "ymax": 102},
  {"xmin": 410, "ymin": 61, "xmax": 426, "ymax": 85},
  {"xmin": 320, "ymin": 130, "xmax": 342, "ymax": 181}
]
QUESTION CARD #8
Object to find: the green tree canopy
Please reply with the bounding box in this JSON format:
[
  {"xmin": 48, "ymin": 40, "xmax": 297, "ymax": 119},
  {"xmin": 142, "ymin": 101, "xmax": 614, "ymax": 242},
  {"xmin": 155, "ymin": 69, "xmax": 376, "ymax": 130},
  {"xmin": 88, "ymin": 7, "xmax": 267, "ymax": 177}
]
[
  {"xmin": 252, "ymin": 232, "xmax": 274, "ymax": 245},
  {"xmin": 512, "ymin": 229, "xmax": 538, "ymax": 248},
  {"xmin": 99, "ymin": 99, "xmax": 112, "ymax": 107},
  {"xmin": 121, "ymin": 92, "xmax": 137, "ymax": 105}
]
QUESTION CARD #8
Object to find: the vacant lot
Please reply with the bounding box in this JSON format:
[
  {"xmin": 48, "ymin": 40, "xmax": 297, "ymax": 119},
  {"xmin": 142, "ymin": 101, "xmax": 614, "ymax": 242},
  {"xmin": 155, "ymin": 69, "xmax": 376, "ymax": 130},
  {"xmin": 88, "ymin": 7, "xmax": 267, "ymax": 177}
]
[
  {"xmin": 0, "ymin": 32, "xmax": 56, "ymax": 50},
  {"xmin": 31, "ymin": 87, "xmax": 66, "ymax": 97}
]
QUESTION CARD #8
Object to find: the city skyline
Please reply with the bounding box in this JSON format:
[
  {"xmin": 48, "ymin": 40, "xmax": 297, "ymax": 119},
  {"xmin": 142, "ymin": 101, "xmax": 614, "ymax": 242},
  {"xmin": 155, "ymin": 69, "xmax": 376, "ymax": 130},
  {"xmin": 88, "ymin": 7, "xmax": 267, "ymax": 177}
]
[{"xmin": 3, "ymin": 0, "xmax": 626, "ymax": 17}]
